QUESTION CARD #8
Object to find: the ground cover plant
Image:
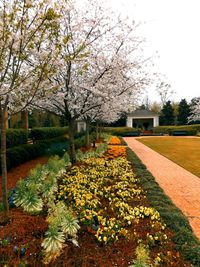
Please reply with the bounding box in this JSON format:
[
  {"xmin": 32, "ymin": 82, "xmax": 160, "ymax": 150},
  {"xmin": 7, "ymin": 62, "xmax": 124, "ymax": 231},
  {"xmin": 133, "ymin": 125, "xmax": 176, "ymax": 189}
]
[
  {"xmin": 136, "ymin": 137, "xmax": 200, "ymax": 177},
  {"xmin": 126, "ymin": 147, "xmax": 200, "ymax": 266},
  {"xmin": 0, "ymin": 156, "xmax": 49, "ymax": 201},
  {"xmin": 0, "ymin": 136, "xmax": 192, "ymax": 266}
]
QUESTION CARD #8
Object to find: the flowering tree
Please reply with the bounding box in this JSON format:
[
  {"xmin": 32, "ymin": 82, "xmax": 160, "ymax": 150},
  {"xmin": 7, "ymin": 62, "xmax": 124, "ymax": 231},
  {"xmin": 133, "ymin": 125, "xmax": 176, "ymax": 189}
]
[
  {"xmin": 156, "ymin": 77, "xmax": 175, "ymax": 106},
  {"xmin": 35, "ymin": 0, "xmax": 150, "ymax": 163},
  {"xmin": 188, "ymin": 98, "xmax": 200, "ymax": 123},
  {"xmin": 81, "ymin": 54, "xmax": 145, "ymax": 144},
  {"xmin": 0, "ymin": 0, "xmax": 59, "ymax": 216}
]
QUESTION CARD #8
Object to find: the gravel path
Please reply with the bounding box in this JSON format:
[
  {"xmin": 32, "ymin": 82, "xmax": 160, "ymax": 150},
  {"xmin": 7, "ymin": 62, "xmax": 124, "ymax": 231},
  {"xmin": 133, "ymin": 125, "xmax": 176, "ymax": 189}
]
[{"xmin": 124, "ymin": 137, "xmax": 200, "ymax": 239}]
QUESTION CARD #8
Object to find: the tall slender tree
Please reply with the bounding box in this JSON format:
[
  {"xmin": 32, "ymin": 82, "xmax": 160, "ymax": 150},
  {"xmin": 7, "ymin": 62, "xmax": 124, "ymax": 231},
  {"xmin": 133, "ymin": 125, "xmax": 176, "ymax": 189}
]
[
  {"xmin": 0, "ymin": 0, "xmax": 59, "ymax": 217},
  {"xmin": 177, "ymin": 99, "xmax": 190, "ymax": 125},
  {"xmin": 160, "ymin": 100, "xmax": 175, "ymax": 125}
]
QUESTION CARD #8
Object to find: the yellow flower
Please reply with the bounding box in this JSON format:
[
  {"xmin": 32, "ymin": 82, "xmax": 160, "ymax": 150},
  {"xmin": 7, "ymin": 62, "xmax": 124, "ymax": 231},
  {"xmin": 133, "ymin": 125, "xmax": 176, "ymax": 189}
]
[{"xmin": 103, "ymin": 236, "xmax": 107, "ymax": 242}]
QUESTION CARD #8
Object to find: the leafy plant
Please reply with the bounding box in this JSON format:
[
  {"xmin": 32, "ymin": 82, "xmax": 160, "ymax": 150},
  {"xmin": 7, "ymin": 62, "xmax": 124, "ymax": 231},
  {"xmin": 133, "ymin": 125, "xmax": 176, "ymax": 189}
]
[
  {"xmin": 14, "ymin": 180, "xmax": 43, "ymax": 214},
  {"xmin": 42, "ymin": 202, "xmax": 80, "ymax": 264},
  {"xmin": 42, "ymin": 225, "xmax": 65, "ymax": 264},
  {"xmin": 14, "ymin": 154, "xmax": 69, "ymax": 214},
  {"xmin": 129, "ymin": 244, "xmax": 150, "ymax": 267}
]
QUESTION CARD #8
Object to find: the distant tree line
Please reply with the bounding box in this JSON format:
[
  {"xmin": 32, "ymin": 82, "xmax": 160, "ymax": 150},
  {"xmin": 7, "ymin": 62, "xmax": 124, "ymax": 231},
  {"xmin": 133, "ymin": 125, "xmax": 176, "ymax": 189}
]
[
  {"xmin": 108, "ymin": 97, "xmax": 200, "ymax": 127},
  {"xmin": 159, "ymin": 97, "xmax": 200, "ymax": 125},
  {"xmin": 9, "ymin": 97, "xmax": 200, "ymax": 128}
]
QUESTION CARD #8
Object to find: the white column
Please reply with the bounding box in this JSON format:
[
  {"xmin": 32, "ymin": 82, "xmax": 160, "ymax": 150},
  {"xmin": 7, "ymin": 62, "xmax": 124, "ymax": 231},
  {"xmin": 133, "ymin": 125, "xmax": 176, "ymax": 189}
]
[
  {"xmin": 153, "ymin": 116, "xmax": 159, "ymax": 127},
  {"xmin": 126, "ymin": 117, "xmax": 132, "ymax": 127}
]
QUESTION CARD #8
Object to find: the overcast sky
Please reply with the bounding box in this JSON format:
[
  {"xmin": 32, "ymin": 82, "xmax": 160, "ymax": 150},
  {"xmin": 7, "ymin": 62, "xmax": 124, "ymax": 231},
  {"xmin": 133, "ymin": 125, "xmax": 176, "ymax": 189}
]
[{"xmin": 105, "ymin": 0, "xmax": 200, "ymax": 103}]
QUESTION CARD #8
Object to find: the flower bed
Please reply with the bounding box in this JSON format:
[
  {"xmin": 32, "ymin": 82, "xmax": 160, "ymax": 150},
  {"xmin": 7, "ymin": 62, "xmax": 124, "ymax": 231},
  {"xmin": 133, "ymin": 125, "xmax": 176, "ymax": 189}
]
[
  {"xmin": 108, "ymin": 136, "xmax": 122, "ymax": 145},
  {"xmin": 103, "ymin": 145, "xmax": 127, "ymax": 159},
  {"xmin": 0, "ymin": 138, "xmax": 191, "ymax": 266},
  {"xmin": 55, "ymin": 154, "xmax": 189, "ymax": 266}
]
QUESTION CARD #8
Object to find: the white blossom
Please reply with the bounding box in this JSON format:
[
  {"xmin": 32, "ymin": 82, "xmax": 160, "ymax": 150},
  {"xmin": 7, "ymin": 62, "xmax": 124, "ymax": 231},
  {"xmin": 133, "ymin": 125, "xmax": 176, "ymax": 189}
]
[{"xmin": 188, "ymin": 99, "xmax": 200, "ymax": 123}]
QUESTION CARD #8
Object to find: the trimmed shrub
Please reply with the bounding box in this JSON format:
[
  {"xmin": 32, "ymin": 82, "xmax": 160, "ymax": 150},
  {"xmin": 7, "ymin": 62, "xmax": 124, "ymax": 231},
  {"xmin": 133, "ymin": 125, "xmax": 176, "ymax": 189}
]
[
  {"xmin": 1, "ymin": 133, "xmax": 87, "ymax": 173},
  {"xmin": 3, "ymin": 136, "xmax": 69, "ymax": 172},
  {"xmin": 103, "ymin": 127, "xmax": 140, "ymax": 136},
  {"xmin": 118, "ymin": 136, "xmax": 127, "ymax": 146},
  {"xmin": 126, "ymin": 147, "xmax": 200, "ymax": 266},
  {"xmin": 0, "ymin": 129, "xmax": 28, "ymax": 148},
  {"xmin": 74, "ymin": 135, "xmax": 86, "ymax": 149},
  {"xmin": 74, "ymin": 131, "xmax": 86, "ymax": 139},
  {"xmin": 29, "ymin": 127, "xmax": 68, "ymax": 141},
  {"xmin": 153, "ymin": 124, "xmax": 200, "ymax": 135}
]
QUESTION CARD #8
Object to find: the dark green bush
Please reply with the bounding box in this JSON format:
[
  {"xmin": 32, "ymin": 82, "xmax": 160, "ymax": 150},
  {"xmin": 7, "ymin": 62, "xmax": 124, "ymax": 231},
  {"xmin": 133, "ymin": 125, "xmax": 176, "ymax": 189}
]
[
  {"xmin": 75, "ymin": 131, "xmax": 86, "ymax": 138},
  {"xmin": 126, "ymin": 147, "xmax": 200, "ymax": 266},
  {"xmin": 118, "ymin": 136, "xmax": 127, "ymax": 146},
  {"xmin": 1, "ymin": 134, "xmax": 87, "ymax": 172},
  {"xmin": 1, "ymin": 129, "xmax": 28, "ymax": 148},
  {"xmin": 29, "ymin": 126, "xmax": 68, "ymax": 140},
  {"xmin": 74, "ymin": 135, "xmax": 86, "ymax": 149},
  {"xmin": 3, "ymin": 136, "xmax": 68, "ymax": 172},
  {"xmin": 103, "ymin": 127, "xmax": 140, "ymax": 136},
  {"xmin": 153, "ymin": 125, "xmax": 200, "ymax": 135}
]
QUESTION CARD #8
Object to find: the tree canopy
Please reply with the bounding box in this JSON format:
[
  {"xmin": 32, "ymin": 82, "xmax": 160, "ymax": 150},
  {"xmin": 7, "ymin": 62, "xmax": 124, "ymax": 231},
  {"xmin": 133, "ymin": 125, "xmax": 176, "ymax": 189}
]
[
  {"xmin": 177, "ymin": 99, "xmax": 190, "ymax": 125},
  {"xmin": 160, "ymin": 100, "xmax": 175, "ymax": 125}
]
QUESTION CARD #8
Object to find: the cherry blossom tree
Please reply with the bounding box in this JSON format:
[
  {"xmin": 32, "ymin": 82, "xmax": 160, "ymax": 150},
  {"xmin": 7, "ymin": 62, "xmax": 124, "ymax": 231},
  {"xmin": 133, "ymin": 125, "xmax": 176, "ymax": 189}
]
[
  {"xmin": 35, "ymin": 0, "xmax": 150, "ymax": 163},
  {"xmin": 81, "ymin": 53, "xmax": 145, "ymax": 144},
  {"xmin": 0, "ymin": 0, "xmax": 60, "ymax": 216},
  {"xmin": 188, "ymin": 98, "xmax": 200, "ymax": 123}
]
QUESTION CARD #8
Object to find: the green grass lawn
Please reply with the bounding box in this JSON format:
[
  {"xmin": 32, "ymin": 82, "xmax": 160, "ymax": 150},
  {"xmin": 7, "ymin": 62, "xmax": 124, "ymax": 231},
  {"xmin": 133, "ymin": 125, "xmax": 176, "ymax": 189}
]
[{"xmin": 136, "ymin": 137, "xmax": 200, "ymax": 177}]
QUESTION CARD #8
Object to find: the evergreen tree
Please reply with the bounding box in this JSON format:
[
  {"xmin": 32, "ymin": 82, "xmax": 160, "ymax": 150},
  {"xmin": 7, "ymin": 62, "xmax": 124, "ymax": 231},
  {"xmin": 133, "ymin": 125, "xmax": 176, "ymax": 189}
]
[
  {"xmin": 177, "ymin": 99, "xmax": 190, "ymax": 125},
  {"xmin": 160, "ymin": 100, "xmax": 175, "ymax": 125}
]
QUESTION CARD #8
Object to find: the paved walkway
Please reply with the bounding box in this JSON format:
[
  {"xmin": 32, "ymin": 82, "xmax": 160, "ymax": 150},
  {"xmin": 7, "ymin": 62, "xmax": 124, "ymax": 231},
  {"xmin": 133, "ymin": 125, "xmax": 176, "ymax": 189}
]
[{"xmin": 124, "ymin": 137, "xmax": 200, "ymax": 239}]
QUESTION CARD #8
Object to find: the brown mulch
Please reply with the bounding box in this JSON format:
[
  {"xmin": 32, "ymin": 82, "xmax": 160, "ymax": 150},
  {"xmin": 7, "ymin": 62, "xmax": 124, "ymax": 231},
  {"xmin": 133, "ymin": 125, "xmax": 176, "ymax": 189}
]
[
  {"xmin": 0, "ymin": 209, "xmax": 191, "ymax": 267},
  {"xmin": 0, "ymin": 208, "xmax": 48, "ymax": 266},
  {"xmin": 0, "ymin": 156, "xmax": 49, "ymax": 199},
  {"xmin": 0, "ymin": 148, "xmax": 192, "ymax": 266}
]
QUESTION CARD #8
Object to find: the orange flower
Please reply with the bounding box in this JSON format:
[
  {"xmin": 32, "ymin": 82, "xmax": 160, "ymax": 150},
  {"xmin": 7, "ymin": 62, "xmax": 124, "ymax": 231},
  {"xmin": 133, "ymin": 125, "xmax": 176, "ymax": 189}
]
[
  {"xmin": 108, "ymin": 136, "xmax": 121, "ymax": 145},
  {"xmin": 103, "ymin": 145, "xmax": 126, "ymax": 158}
]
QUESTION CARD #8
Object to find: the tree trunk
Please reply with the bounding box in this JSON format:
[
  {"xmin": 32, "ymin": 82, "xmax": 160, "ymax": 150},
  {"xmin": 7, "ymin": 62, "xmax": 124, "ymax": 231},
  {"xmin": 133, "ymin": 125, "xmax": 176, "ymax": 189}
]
[
  {"xmin": 68, "ymin": 119, "xmax": 76, "ymax": 164},
  {"xmin": 5, "ymin": 110, "xmax": 9, "ymax": 129},
  {"xmin": 96, "ymin": 121, "xmax": 99, "ymax": 141},
  {"xmin": 0, "ymin": 109, "xmax": 9, "ymax": 217},
  {"xmin": 85, "ymin": 119, "xmax": 90, "ymax": 148},
  {"xmin": 21, "ymin": 110, "xmax": 29, "ymax": 130},
  {"xmin": 99, "ymin": 122, "xmax": 103, "ymax": 139}
]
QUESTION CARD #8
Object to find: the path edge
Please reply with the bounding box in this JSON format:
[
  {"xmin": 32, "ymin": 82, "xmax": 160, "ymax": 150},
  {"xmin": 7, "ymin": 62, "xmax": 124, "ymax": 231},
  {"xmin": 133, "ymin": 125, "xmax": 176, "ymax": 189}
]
[{"xmin": 126, "ymin": 146, "xmax": 200, "ymax": 266}]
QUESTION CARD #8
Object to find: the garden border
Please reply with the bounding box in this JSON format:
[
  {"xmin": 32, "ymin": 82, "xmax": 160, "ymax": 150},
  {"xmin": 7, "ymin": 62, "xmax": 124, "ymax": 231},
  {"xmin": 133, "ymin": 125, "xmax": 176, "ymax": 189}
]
[{"xmin": 126, "ymin": 146, "xmax": 200, "ymax": 266}]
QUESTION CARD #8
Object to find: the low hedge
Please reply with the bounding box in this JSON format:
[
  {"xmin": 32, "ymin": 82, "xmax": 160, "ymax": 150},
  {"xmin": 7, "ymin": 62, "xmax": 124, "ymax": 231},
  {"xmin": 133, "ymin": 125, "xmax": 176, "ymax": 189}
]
[
  {"xmin": 153, "ymin": 125, "xmax": 200, "ymax": 135},
  {"xmin": 1, "ymin": 133, "xmax": 88, "ymax": 173},
  {"xmin": 118, "ymin": 136, "xmax": 127, "ymax": 146},
  {"xmin": 103, "ymin": 127, "xmax": 140, "ymax": 136},
  {"xmin": 5, "ymin": 136, "xmax": 69, "ymax": 172},
  {"xmin": 74, "ymin": 135, "xmax": 86, "ymax": 149},
  {"xmin": 29, "ymin": 126, "xmax": 68, "ymax": 141},
  {"xmin": 0, "ymin": 129, "xmax": 28, "ymax": 148},
  {"xmin": 126, "ymin": 147, "xmax": 200, "ymax": 266}
]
